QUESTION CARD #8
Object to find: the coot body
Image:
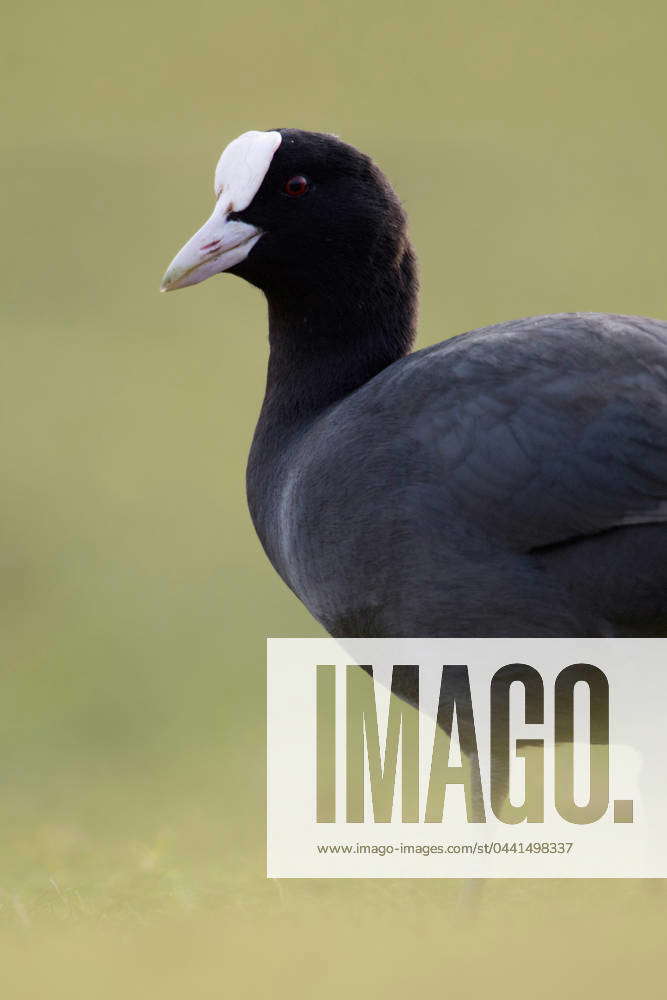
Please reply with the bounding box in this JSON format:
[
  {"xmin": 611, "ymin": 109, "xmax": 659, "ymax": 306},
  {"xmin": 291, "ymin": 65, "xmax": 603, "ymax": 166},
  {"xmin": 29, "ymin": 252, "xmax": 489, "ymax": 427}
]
[
  {"xmin": 247, "ymin": 311, "xmax": 667, "ymax": 638},
  {"xmin": 162, "ymin": 128, "xmax": 667, "ymax": 652}
]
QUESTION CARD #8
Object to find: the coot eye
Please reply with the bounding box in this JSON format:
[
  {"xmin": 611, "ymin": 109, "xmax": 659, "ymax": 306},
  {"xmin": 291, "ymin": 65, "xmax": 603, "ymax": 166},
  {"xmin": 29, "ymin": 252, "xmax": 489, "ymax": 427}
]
[{"xmin": 284, "ymin": 175, "xmax": 309, "ymax": 197}]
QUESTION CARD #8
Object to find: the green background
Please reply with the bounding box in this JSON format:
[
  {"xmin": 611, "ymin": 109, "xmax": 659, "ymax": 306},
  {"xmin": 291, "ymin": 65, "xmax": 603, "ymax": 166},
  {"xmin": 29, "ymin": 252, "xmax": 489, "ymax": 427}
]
[{"xmin": 1, "ymin": 0, "xmax": 665, "ymax": 994}]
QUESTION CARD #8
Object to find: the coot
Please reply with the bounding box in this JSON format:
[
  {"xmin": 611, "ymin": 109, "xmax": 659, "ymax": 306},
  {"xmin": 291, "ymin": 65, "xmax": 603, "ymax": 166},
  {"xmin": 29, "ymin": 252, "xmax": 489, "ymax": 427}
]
[{"xmin": 162, "ymin": 128, "xmax": 667, "ymax": 645}]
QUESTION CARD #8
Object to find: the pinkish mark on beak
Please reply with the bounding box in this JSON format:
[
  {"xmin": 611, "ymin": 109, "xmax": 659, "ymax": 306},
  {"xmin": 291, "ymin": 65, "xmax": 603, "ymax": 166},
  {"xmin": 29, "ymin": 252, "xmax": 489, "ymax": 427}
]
[{"xmin": 201, "ymin": 239, "xmax": 222, "ymax": 252}]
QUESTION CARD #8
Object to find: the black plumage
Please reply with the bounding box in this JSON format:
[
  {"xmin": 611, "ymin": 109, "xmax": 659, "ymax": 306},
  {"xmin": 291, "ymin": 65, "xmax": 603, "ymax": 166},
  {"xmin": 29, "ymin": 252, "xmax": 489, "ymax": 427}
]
[{"xmin": 168, "ymin": 129, "xmax": 667, "ymax": 657}]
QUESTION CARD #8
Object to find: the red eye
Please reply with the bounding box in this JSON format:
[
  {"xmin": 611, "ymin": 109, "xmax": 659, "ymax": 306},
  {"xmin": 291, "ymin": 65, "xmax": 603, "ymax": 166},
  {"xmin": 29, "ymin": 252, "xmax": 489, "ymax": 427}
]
[{"xmin": 284, "ymin": 175, "xmax": 309, "ymax": 197}]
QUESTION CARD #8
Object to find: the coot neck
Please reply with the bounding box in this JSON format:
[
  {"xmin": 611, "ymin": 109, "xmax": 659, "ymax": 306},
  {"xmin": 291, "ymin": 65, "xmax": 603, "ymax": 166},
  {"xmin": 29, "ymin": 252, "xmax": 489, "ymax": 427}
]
[
  {"xmin": 256, "ymin": 244, "xmax": 418, "ymax": 434},
  {"xmin": 246, "ymin": 241, "xmax": 417, "ymax": 572}
]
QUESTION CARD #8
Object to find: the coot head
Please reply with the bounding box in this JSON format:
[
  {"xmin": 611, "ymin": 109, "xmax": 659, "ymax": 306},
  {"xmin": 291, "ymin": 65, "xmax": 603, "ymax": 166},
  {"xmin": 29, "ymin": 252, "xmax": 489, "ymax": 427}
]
[{"xmin": 161, "ymin": 129, "xmax": 411, "ymax": 305}]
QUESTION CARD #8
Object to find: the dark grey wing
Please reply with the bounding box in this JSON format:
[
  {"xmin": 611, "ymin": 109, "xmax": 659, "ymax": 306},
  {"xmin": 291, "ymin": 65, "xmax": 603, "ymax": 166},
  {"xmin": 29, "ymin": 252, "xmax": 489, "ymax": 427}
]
[{"xmin": 390, "ymin": 313, "xmax": 667, "ymax": 551}]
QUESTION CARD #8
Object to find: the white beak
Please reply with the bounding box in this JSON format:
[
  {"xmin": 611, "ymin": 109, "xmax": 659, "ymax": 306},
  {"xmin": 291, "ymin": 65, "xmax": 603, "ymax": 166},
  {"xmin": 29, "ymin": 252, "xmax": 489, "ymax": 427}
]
[{"xmin": 160, "ymin": 199, "xmax": 262, "ymax": 292}]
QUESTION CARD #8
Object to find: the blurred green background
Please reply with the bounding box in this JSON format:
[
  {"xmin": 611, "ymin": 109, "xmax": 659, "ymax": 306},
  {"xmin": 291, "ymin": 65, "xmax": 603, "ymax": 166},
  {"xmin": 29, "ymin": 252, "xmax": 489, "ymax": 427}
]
[{"xmin": 1, "ymin": 0, "xmax": 666, "ymax": 995}]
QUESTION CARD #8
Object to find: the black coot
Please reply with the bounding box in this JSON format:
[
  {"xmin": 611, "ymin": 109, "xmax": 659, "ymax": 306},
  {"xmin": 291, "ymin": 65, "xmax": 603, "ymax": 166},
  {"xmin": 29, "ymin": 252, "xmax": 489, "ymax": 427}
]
[{"xmin": 162, "ymin": 128, "xmax": 667, "ymax": 653}]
